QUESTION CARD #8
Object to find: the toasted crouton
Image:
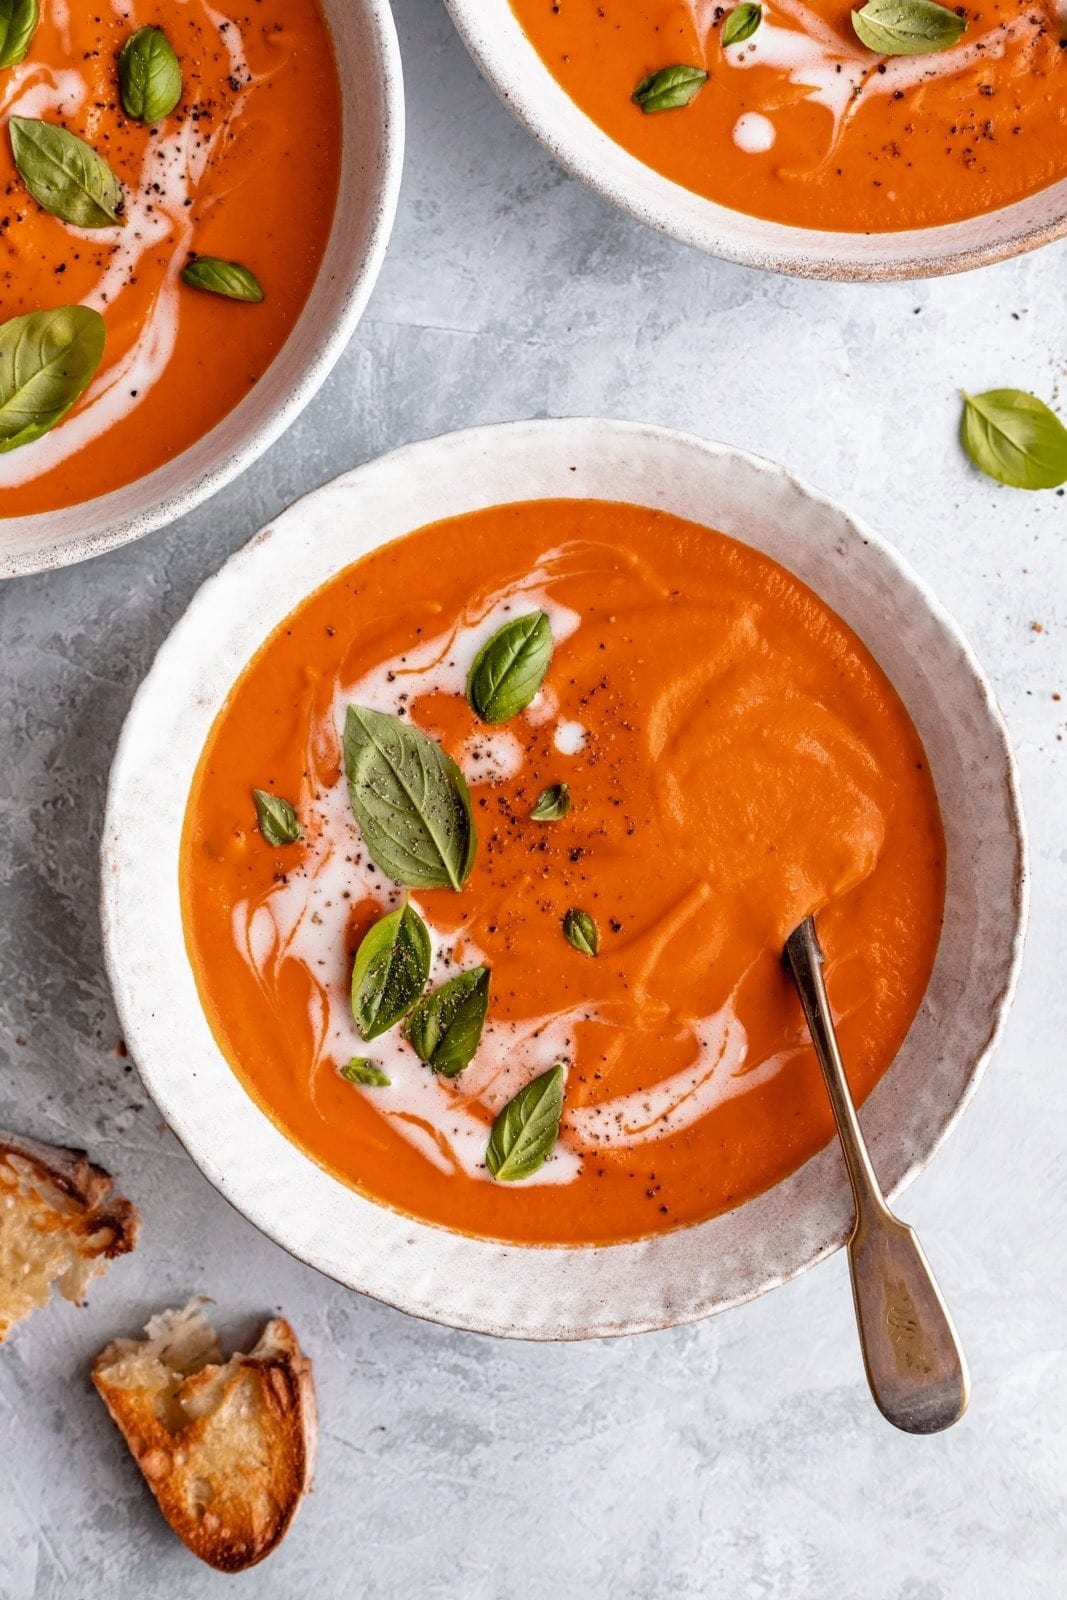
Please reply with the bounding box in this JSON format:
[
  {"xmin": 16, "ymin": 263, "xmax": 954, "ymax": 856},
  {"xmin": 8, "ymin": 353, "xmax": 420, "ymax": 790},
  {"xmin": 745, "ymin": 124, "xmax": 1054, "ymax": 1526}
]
[
  {"xmin": 0, "ymin": 1127, "xmax": 139, "ymax": 1344},
  {"xmin": 93, "ymin": 1300, "xmax": 317, "ymax": 1572}
]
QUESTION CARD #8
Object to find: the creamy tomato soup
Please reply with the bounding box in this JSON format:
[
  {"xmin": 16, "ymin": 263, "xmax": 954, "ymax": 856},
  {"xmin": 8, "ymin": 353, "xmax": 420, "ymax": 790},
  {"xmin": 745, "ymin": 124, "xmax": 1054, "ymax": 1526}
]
[
  {"xmin": 0, "ymin": 1, "xmax": 340, "ymax": 514},
  {"xmin": 509, "ymin": 0, "xmax": 1067, "ymax": 232},
  {"xmin": 181, "ymin": 500, "xmax": 945, "ymax": 1247}
]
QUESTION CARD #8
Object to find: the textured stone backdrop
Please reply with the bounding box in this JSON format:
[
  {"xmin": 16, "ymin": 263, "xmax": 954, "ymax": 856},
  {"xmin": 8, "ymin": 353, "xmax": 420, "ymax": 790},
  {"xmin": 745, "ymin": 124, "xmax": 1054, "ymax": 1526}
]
[{"xmin": 1, "ymin": 2, "xmax": 1064, "ymax": 1596}]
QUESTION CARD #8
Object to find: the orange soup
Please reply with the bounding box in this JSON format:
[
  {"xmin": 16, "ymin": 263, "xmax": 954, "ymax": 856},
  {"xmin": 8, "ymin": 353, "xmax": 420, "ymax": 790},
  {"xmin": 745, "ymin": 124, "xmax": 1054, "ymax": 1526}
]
[
  {"xmin": 0, "ymin": 0, "xmax": 341, "ymax": 514},
  {"xmin": 181, "ymin": 500, "xmax": 945, "ymax": 1246},
  {"xmin": 509, "ymin": 0, "xmax": 1067, "ymax": 232}
]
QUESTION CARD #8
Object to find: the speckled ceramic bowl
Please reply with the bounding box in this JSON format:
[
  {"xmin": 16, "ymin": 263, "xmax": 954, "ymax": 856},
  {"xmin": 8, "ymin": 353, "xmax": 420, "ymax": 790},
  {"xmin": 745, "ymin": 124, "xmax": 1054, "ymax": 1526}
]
[
  {"xmin": 0, "ymin": 0, "xmax": 403, "ymax": 580},
  {"xmin": 443, "ymin": 0, "xmax": 1067, "ymax": 282},
  {"xmin": 101, "ymin": 418, "xmax": 1027, "ymax": 1339}
]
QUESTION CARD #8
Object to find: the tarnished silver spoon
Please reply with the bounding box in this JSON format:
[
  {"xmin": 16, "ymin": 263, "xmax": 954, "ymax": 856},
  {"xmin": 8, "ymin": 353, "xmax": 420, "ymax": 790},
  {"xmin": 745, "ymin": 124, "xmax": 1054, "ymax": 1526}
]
[{"xmin": 784, "ymin": 915, "xmax": 969, "ymax": 1434}]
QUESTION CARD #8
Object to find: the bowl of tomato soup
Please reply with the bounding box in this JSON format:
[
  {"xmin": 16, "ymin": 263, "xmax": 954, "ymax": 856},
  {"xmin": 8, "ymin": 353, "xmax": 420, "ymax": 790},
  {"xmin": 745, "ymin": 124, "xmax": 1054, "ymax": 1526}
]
[
  {"xmin": 444, "ymin": 0, "xmax": 1067, "ymax": 279},
  {"xmin": 0, "ymin": 0, "xmax": 402, "ymax": 577},
  {"xmin": 102, "ymin": 418, "xmax": 1026, "ymax": 1338}
]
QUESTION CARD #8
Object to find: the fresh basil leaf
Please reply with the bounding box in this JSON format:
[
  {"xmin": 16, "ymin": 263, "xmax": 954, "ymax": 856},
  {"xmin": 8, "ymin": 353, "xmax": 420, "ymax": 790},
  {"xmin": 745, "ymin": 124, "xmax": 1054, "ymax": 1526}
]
[
  {"xmin": 0, "ymin": 0, "xmax": 38, "ymax": 69},
  {"xmin": 467, "ymin": 611, "xmax": 554, "ymax": 724},
  {"xmin": 407, "ymin": 966, "xmax": 489, "ymax": 1078},
  {"xmin": 563, "ymin": 908, "xmax": 598, "ymax": 957},
  {"xmin": 343, "ymin": 706, "xmax": 476, "ymax": 890},
  {"xmin": 851, "ymin": 0, "xmax": 965, "ymax": 56},
  {"xmin": 252, "ymin": 788, "xmax": 302, "ymax": 846},
  {"xmin": 341, "ymin": 1059, "xmax": 391, "ymax": 1087},
  {"xmin": 181, "ymin": 256, "xmax": 264, "ymax": 303},
  {"xmin": 351, "ymin": 903, "xmax": 431, "ymax": 1041},
  {"xmin": 961, "ymin": 389, "xmax": 1067, "ymax": 491},
  {"xmin": 486, "ymin": 1065, "xmax": 565, "ymax": 1182},
  {"xmin": 632, "ymin": 64, "xmax": 708, "ymax": 113},
  {"xmin": 530, "ymin": 782, "xmax": 571, "ymax": 822},
  {"xmin": 119, "ymin": 25, "xmax": 183, "ymax": 123},
  {"xmin": 0, "ymin": 306, "xmax": 105, "ymax": 453},
  {"xmin": 9, "ymin": 116, "xmax": 125, "ymax": 228},
  {"xmin": 722, "ymin": 4, "xmax": 762, "ymax": 45}
]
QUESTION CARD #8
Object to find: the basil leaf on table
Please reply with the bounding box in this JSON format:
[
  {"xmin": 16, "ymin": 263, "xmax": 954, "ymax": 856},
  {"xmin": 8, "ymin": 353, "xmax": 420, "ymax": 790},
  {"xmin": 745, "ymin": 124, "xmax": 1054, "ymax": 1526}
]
[
  {"xmin": 530, "ymin": 782, "xmax": 571, "ymax": 822},
  {"xmin": 467, "ymin": 611, "xmax": 554, "ymax": 724},
  {"xmin": 0, "ymin": 306, "xmax": 105, "ymax": 454},
  {"xmin": 0, "ymin": 0, "xmax": 39, "ymax": 70},
  {"xmin": 486, "ymin": 1065, "xmax": 566, "ymax": 1183},
  {"xmin": 341, "ymin": 1059, "xmax": 391, "ymax": 1088},
  {"xmin": 851, "ymin": 0, "xmax": 966, "ymax": 56},
  {"xmin": 181, "ymin": 256, "xmax": 264, "ymax": 303},
  {"xmin": 344, "ymin": 706, "xmax": 476, "ymax": 890},
  {"xmin": 9, "ymin": 117, "xmax": 125, "ymax": 228},
  {"xmin": 407, "ymin": 966, "xmax": 490, "ymax": 1078},
  {"xmin": 960, "ymin": 390, "xmax": 1067, "ymax": 491},
  {"xmin": 350, "ymin": 903, "xmax": 431, "ymax": 1040},
  {"xmin": 722, "ymin": 4, "xmax": 762, "ymax": 46},
  {"xmin": 563, "ymin": 908, "xmax": 599, "ymax": 957},
  {"xmin": 252, "ymin": 788, "xmax": 302, "ymax": 846},
  {"xmin": 119, "ymin": 26, "xmax": 183, "ymax": 123},
  {"xmin": 631, "ymin": 65, "xmax": 708, "ymax": 114}
]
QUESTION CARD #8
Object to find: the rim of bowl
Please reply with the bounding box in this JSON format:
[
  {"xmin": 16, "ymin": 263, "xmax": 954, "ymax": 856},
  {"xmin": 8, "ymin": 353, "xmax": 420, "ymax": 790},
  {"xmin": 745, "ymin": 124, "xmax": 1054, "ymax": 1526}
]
[
  {"xmin": 442, "ymin": 0, "xmax": 1067, "ymax": 282},
  {"xmin": 101, "ymin": 417, "xmax": 1029, "ymax": 1339},
  {"xmin": 0, "ymin": 0, "xmax": 405, "ymax": 581}
]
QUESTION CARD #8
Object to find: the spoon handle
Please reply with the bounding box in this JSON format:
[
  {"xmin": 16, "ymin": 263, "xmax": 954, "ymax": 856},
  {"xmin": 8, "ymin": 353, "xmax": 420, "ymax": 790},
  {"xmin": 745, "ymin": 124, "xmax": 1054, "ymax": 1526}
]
[{"xmin": 784, "ymin": 917, "xmax": 969, "ymax": 1434}]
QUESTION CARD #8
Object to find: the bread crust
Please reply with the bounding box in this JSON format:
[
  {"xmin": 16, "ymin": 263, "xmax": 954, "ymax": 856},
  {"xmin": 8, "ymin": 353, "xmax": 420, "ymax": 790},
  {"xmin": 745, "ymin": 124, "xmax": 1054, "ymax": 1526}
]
[{"xmin": 93, "ymin": 1303, "xmax": 317, "ymax": 1572}]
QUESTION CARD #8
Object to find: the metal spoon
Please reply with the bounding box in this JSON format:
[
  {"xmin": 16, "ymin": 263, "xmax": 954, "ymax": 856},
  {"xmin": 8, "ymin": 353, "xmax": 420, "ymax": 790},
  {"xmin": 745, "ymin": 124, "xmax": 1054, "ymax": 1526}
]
[{"xmin": 784, "ymin": 915, "xmax": 969, "ymax": 1434}]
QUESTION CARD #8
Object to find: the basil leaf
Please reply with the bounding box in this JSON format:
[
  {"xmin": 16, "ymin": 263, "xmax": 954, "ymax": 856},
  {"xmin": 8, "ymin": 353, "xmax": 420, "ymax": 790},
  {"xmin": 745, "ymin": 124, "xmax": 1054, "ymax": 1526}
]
[
  {"xmin": 961, "ymin": 390, "xmax": 1067, "ymax": 491},
  {"xmin": 341, "ymin": 1059, "xmax": 391, "ymax": 1088},
  {"xmin": 181, "ymin": 256, "xmax": 264, "ymax": 303},
  {"xmin": 344, "ymin": 706, "xmax": 476, "ymax": 890},
  {"xmin": 0, "ymin": 0, "xmax": 38, "ymax": 70},
  {"xmin": 722, "ymin": 4, "xmax": 762, "ymax": 45},
  {"xmin": 563, "ymin": 908, "xmax": 598, "ymax": 957},
  {"xmin": 851, "ymin": 0, "xmax": 965, "ymax": 56},
  {"xmin": 252, "ymin": 788, "xmax": 302, "ymax": 846},
  {"xmin": 0, "ymin": 306, "xmax": 105, "ymax": 454},
  {"xmin": 119, "ymin": 26, "xmax": 183, "ymax": 123},
  {"xmin": 10, "ymin": 117, "xmax": 125, "ymax": 228},
  {"xmin": 407, "ymin": 966, "xmax": 490, "ymax": 1078},
  {"xmin": 632, "ymin": 65, "xmax": 708, "ymax": 113},
  {"xmin": 530, "ymin": 782, "xmax": 571, "ymax": 822},
  {"xmin": 351, "ymin": 903, "xmax": 431, "ymax": 1040},
  {"xmin": 467, "ymin": 611, "xmax": 554, "ymax": 724},
  {"xmin": 486, "ymin": 1065, "xmax": 565, "ymax": 1182}
]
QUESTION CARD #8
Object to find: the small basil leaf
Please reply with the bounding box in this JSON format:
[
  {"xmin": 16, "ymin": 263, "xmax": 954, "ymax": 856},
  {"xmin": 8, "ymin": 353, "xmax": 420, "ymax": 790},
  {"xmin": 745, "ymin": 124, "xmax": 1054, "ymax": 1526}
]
[
  {"xmin": 344, "ymin": 706, "xmax": 476, "ymax": 890},
  {"xmin": 467, "ymin": 611, "xmax": 554, "ymax": 724},
  {"xmin": 563, "ymin": 908, "xmax": 598, "ymax": 957},
  {"xmin": 351, "ymin": 903, "xmax": 431, "ymax": 1040},
  {"xmin": 632, "ymin": 64, "xmax": 708, "ymax": 113},
  {"xmin": 486, "ymin": 1065, "xmax": 565, "ymax": 1182},
  {"xmin": 851, "ymin": 0, "xmax": 965, "ymax": 56},
  {"xmin": 9, "ymin": 116, "xmax": 125, "ymax": 228},
  {"xmin": 530, "ymin": 782, "xmax": 571, "ymax": 823},
  {"xmin": 407, "ymin": 966, "xmax": 490, "ymax": 1078},
  {"xmin": 960, "ymin": 390, "xmax": 1067, "ymax": 491},
  {"xmin": 0, "ymin": 0, "xmax": 39, "ymax": 70},
  {"xmin": 722, "ymin": 4, "xmax": 762, "ymax": 45},
  {"xmin": 119, "ymin": 26, "xmax": 183, "ymax": 123},
  {"xmin": 0, "ymin": 306, "xmax": 105, "ymax": 453},
  {"xmin": 181, "ymin": 256, "xmax": 264, "ymax": 303},
  {"xmin": 341, "ymin": 1059, "xmax": 391, "ymax": 1087},
  {"xmin": 252, "ymin": 788, "xmax": 302, "ymax": 846}
]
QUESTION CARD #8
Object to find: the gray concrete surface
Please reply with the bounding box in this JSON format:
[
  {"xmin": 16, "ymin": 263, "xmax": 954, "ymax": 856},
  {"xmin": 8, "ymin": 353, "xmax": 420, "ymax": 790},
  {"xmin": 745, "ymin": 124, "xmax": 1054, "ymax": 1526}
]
[{"xmin": 1, "ymin": 2, "xmax": 1065, "ymax": 1595}]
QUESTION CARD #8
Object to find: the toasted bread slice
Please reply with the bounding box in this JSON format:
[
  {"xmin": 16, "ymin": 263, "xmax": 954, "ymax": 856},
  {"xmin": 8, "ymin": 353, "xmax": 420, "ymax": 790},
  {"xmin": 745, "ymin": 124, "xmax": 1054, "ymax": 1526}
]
[
  {"xmin": 0, "ymin": 1127, "xmax": 139, "ymax": 1343},
  {"xmin": 93, "ymin": 1301, "xmax": 317, "ymax": 1572}
]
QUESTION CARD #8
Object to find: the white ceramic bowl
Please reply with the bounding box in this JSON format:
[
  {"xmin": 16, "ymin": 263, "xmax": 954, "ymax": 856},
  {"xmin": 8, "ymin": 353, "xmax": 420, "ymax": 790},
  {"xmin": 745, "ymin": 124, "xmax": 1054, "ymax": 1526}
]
[
  {"xmin": 0, "ymin": 0, "xmax": 404, "ymax": 580},
  {"xmin": 102, "ymin": 418, "xmax": 1027, "ymax": 1339},
  {"xmin": 443, "ymin": 0, "xmax": 1067, "ymax": 282}
]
